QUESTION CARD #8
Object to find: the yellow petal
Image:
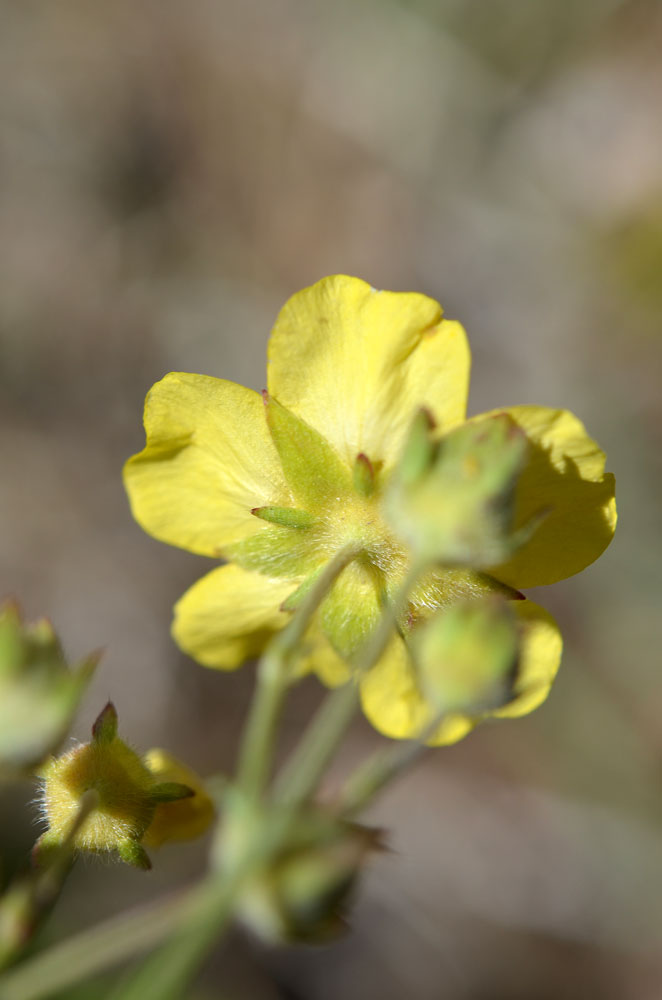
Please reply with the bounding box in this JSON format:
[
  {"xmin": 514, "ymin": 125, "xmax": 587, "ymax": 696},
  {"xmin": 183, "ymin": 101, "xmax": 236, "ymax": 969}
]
[
  {"xmin": 268, "ymin": 276, "xmax": 470, "ymax": 472},
  {"xmin": 124, "ymin": 373, "xmax": 292, "ymax": 557},
  {"xmin": 172, "ymin": 564, "xmax": 294, "ymax": 669},
  {"xmin": 359, "ymin": 635, "xmax": 475, "ymax": 745},
  {"xmin": 479, "ymin": 406, "xmax": 616, "ymax": 588},
  {"xmin": 492, "ymin": 598, "xmax": 562, "ymax": 720},
  {"xmin": 298, "ymin": 627, "xmax": 352, "ymax": 688},
  {"xmin": 142, "ymin": 749, "xmax": 215, "ymax": 848},
  {"xmin": 359, "ymin": 599, "xmax": 562, "ymax": 745}
]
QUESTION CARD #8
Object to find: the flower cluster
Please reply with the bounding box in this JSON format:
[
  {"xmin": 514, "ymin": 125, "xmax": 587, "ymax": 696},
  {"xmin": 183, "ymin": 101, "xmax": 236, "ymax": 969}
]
[{"xmin": 124, "ymin": 276, "xmax": 615, "ymax": 744}]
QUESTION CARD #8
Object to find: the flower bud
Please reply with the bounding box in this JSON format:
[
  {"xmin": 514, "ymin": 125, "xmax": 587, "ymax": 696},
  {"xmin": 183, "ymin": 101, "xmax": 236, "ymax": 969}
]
[
  {"xmin": 36, "ymin": 703, "xmax": 206, "ymax": 870},
  {"xmin": 411, "ymin": 599, "xmax": 519, "ymax": 715},
  {"xmin": 263, "ymin": 820, "xmax": 382, "ymax": 943},
  {"xmin": 217, "ymin": 789, "xmax": 382, "ymax": 944},
  {"xmin": 0, "ymin": 602, "xmax": 96, "ymax": 775},
  {"xmin": 385, "ymin": 412, "xmax": 544, "ymax": 568}
]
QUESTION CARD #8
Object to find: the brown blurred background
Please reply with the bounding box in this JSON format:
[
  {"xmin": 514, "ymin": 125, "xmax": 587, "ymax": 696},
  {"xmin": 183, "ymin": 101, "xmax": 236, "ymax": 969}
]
[{"xmin": 1, "ymin": 1, "xmax": 662, "ymax": 997}]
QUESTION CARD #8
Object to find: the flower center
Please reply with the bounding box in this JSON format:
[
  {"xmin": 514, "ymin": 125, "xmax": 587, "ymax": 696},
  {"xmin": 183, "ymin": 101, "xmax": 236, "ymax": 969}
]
[{"xmin": 320, "ymin": 490, "xmax": 406, "ymax": 578}]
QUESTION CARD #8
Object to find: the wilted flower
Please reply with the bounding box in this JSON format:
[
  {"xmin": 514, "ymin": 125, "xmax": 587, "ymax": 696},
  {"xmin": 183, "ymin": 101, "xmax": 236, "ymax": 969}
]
[{"xmin": 124, "ymin": 276, "xmax": 615, "ymax": 744}]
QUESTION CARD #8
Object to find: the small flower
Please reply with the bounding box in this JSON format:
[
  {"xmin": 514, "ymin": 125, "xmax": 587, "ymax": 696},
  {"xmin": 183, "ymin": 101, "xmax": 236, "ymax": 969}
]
[
  {"xmin": 124, "ymin": 276, "xmax": 616, "ymax": 744},
  {"xmin": 37, "ymin": 703, "xmax": 212, "ymax": 869}
]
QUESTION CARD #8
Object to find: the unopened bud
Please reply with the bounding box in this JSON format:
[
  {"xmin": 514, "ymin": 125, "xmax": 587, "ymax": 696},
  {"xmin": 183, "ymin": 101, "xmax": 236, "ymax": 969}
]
[
  {"xmin": 267, "ymin": 821, "xmax": 382, "ymax": 943},
  {"xmin": 412, "ymin": 599, "xmax": 519, "ymax": 715},
  {"xmin": 37, "ymin": 703, "xmax": 203, "ymax": 870},
  {"xmin": 385, "ymin": 413, "xmax": 544, "ymax": 568},
  {"xmin": 0, "ymin": 602, "xmax": 96, "ymax": 775},
  {"xmin": 217, "ymin": 790, "xmax": 383, "ymax": 944}
]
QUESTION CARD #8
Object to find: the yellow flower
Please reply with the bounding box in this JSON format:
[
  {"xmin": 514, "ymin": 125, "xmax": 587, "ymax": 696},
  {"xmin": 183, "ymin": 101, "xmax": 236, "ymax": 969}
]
[{"xmin": 124, "ymin": 276, "xmax": 616, "ymax": 745}]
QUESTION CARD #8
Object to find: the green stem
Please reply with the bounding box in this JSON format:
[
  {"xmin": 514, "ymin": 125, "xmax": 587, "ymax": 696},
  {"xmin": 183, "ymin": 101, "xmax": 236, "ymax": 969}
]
[
  {"xmin": 104, "ymin": 875, "xmax": 240, "ymax": 1000},
  {"xmin": 337, "ymin": 710, "xmax": 444, "ymax": 818},
  {"xmin": 106, "ymin": 808, "xmax": 296, "ymax": 1000},
  {"xmin": 0, "ymin": 888, "xmax": 196, "ymax": 1000},
  {"xmin": 0, "ymin": 790, "xmax": 100, "ymax": 972},
  {"xmin": 237, "ymin": 544, "xmax": 360, "ymax": 799},
  {"xmin": 273, "ymin": 562, "xmax": 424, "ymax": 807},
  {"xmin": 273, "ymin": 680, "xmax": 360, "ymax": 807}
]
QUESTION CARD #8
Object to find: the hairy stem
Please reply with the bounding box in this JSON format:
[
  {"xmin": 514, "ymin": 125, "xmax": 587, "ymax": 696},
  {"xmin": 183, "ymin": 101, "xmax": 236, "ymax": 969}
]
[
  {"xmin": 0, "ymin": 789, "xmax": 100, "ymax": 972},
  {"xmin": 237, "ymin": 544, "xmax": 361, "ymax": 800},
  {"xmin": 0, "ymin": 887, "xmax": 194, "ymax": 1000},
  {"xmin": 273, "ymin": 562, "xmax": 424, "ymax": 806},
  {"xmin": 337, "ymin": 710, "xmax": 445, "ymax": 818}
]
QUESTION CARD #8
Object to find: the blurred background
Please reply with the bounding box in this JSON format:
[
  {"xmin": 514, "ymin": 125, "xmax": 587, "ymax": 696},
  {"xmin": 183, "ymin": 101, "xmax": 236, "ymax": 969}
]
[{"xmin": 1, "ymin": 0, "xmax": 661, "ymax": 997}]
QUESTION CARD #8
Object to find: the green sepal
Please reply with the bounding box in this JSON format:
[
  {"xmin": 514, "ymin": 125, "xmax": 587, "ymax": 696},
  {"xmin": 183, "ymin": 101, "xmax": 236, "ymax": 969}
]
[
  {"xmin": 251, "ymin": 506, "xmax": 315, "ymax": 529},
  {"xmin": 117, "ymin": 840, "xmax": 152, "ymax": 871},
  {"xmin": 0, "ymin": 602, "xmax": 25, "ymax": 679},
  {"xmin": 397, "ymin": 408, "xmax": 436, "ymax": 487},
  {"xmin": 226, "ymin": 525, "xmax": 322, "ymax": 579},
  {"xmin": 263, "ymin": 393, "xmax": 352, "ymax": 507},
  {"xmin": 91, "ymin": 701, "xmax": 118, "ymax": 745},
  {"xmin": 150, "ymin": 782, "xmax": 194, "ymax": 804},
  {"xmin": 216, "ymin": 788, "xmax": 382, "ymax": 945},
  {"xmin": 319, "ymin": 561, "xmax": 383, "ymax": 660},
  {"xmin": 352, "ymin": 453, "xmax": 375, "ymax": 497}
]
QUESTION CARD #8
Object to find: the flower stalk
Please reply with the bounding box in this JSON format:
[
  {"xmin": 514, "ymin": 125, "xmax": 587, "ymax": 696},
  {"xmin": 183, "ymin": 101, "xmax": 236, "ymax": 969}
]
[
  {"xmin": 237, "ymin": 543, "xmax": 362, "ymax": 800},
  {"xmin": 0, "ymin": 790, "xmax": 99, "ymax": 972},
  {"xmin": 273, "ymin": 561, "xmax": 425, "ymax": 807}
]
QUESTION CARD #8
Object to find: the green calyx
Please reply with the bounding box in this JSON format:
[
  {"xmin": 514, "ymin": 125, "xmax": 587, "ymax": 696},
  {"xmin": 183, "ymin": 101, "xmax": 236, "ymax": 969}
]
[
  {"xmin": 233, "ymin": 398, "xmax": 534, "ymax": 666},
  {"xmin": 37, "ymin": 702, "xmax": 194, "ymax": 871}
]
